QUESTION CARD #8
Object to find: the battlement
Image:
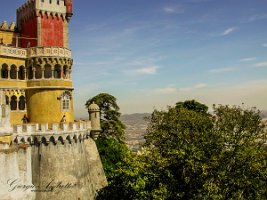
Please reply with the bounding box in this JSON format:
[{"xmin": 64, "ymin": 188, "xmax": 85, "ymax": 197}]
[
  {"xmin": 12, "ymin": 121, "xmax": 98, "ymax": 145},
  {"xmin": 17, "ymin": 0, "xmax": 70, "ymax": 23},
  {"xmin": 0, "ymin": 21, "xmax": 16, "ymax": 32}
]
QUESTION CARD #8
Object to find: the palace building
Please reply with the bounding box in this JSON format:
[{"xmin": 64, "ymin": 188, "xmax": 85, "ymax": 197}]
[
  {"xmin": 0, "ymin": 1, "xmax": 107, "ymax": 200},
  {"xmin": 0, "ymin": 0, "xmax": 74, "ymax": 125}
]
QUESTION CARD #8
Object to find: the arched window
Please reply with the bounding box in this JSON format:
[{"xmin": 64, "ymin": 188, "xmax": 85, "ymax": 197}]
[
  {"xmin": 44, "ymin": 64, "xmax": 52, "ymax": 78},
  {"xmin": 10, "ymin": 95, "xmax": 17, "ymax": 111},
  {"xmin": 1, "ymin": 64, "xmax": 8, "ymax": 79},
  {"xmin": 18, "ymin": 66, "xmax": 25, "ymax": 80},
  {"xmin": 54, "ymin": 65, "xmax": 61, "ymax": 79},
  {"xmin": 61, "ymin": 91, "xmax": 71, "ymax": 112},
  {"xmin": 10, "ymin": 65, "xmax": 17, "ymax": 79},
  {"xmin": 19, "ymin": 96, "xmax": 26, "ymax": 110},
  {"xmin": 35, "ymin": 65, "xmax": 42, "ymax": 79},
  {"xmin": 28, "ymin": 66, "xmax": 33, "ymax": 80}
]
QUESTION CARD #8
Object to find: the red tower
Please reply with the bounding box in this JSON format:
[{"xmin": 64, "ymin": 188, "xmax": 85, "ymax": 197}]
[{"xmin": 16, "ymin": 0, "xmax": 73, "ymax": 48}]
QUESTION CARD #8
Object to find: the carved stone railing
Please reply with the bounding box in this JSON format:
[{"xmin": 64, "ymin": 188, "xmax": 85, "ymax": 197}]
[
  {"xmin": 27, "ymin": 47, "xmax": 72, "ymax": 58},
  {"xmin": 0, "ymin": 45, "xmax": 27, "ymax": 59},
  {"xmin": 12, "ymin": 121, "xmax": 93, "ymax": 145}
]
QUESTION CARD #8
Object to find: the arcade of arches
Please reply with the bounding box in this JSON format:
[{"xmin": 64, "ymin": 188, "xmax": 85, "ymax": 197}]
[{"xmin": 0, "ymin": 63, "xmax": 72, "ymax": 80}]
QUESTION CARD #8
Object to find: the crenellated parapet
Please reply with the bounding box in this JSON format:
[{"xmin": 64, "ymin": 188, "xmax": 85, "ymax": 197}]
[
  {"xmin": 0, "ymin": 21, "xmax": 16, "ymax": 32},
  {"xmin": 13, "ymin": 121, "xmax": 95, "ymax": 145},
  {"xmin": 16, "ymin": 0, "xmax": 36, "ymax": 28},
  {"xmin": 17, "ymin": 0, "xmax": 71, "ymax": 26}
]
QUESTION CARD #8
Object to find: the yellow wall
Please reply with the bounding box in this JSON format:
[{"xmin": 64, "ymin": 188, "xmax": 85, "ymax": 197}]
[
  {"xmin": 0, "ymin": 30, "xmax": 18, "ymax": 46},
  {"xmin": 0, "ymin": 135, "xmax": 12, "ymax": 145},
  {"xmin": 26, "ymin": 89, "xmax": 74, "ymax": 124},
  {"xmin": 27, "ymin": 80, "xmax": 72, "ymax": 88},
  {"xmin": 10, "ymin": 111, "xmax": 27, "ymax": 125},
  {"xmin": 0, "ymin": 57, "xmax": 25, "ymax": 68}
]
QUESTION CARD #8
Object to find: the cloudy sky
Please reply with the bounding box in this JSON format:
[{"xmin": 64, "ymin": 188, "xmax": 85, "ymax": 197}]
[{"xmin": 1, "ymin": 0, "xmax": 267, "ymax": 118}]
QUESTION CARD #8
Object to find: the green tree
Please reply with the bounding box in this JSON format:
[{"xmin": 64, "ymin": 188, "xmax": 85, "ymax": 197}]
[
  {"xmin": 143, "ymin": 104, "xmax": 267, "ymax": 199},
  {"xmin": 176, "ymin": 99, "xmax": 208, "ymax": 113},
  {"xmin": 86, "ymin": 93, "xmax": 125, "ymax": 141},
  {"xmin": 96, "ymin": 101, "xmax": 267, "ymax": 200}
]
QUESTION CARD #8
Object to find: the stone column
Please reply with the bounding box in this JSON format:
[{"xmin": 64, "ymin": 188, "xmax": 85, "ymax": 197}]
[
  {"xmin": 7, "ymin": 66, "xmax": 10, "ymax": 79},
  {"xmin": 51, "ymin": 66, "xmax": 55, "ymax": 79},
  {"xmin": 33, "ymin": 68, "xmax": 36, "ymax": 80},
  {"xmin": 23, "ymin": 68, "xmax": 26, "ymax": 80},
  {"xmin": 41, "ymin": 65, "xmax": 45, "ymax": 79}
]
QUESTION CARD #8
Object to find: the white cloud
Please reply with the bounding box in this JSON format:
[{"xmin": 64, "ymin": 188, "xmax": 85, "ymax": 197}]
[
  {"xmin": 249, "ymin": 14, "xmax": 267, "ymax": 22},
  {"xmin": 240, "ymin": 57, "xmax": 256, "ymax": 62},
  {"xmin": 154, "ymin": 87, "xmax": 178, "ymax": 94},
  {"xmin": 209, "ymin": 67, "xmax": 237, "ymax": 73},
  {"xmin": 254, "ymin": 61, "xmax": 267, "ymax": 68},
  {"xmin": 179, "ymin": 83, "xmax": 207, "ymax": 92},
  {"xmin": 136, "ymin": 66, "xmax": 158, "ymax": 75},
  {"xmin": 128, "ymin": 66, "xmax": 159, "ymax": 75},
  {"xmin": 221, "ymin": 27, "xmax": 236, "ymax": 36},
  {"xmin": 163, "ymin": 5, "xmax": 183, "ymax": 14},
  {"xmin": 179, "ymin": 87, "xmax": 193, "ymax": 92},
  {"xmin": 261, "ymin": 43, "xmax": 267, "ymax": 47},
  {"xmin": 194, "ymin": 83, "xmax": 207, "ymax": 89}
]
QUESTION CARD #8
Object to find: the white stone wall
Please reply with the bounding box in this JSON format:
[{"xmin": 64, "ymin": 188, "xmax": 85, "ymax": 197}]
[{"xmin": 0, "ymin": 147, "xmax": 35, "ymax": 200}]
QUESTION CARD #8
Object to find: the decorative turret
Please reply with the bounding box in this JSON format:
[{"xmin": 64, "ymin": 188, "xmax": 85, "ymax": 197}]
[{"xmin": 88, "ymin": 102, "xmax": 101, "ymax": 140}]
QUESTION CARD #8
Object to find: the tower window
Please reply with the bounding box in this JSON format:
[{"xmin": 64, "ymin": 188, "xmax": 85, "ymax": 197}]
[
  {"xmin": 54, "ymin": 65, "xmax": 62, "ymax": 79},
  {"xmin": 10, "ymin": 65, "xmax": 17, "ymax": 79},
  {"xmin": 44, "ymin": 64, "xmax": 52, "ymax": 79},
  {"xmin": 1, "ymin": 64, "xmax": 8, "ymax": 79},
  {"xmin": 35, "ymin": 65, "xmax": 42, "ymax": 79},
  {"xmin": 61, "ymin": 92, "xmax": 71, "ymax": 112},
  {"xmin": 10, "ymin": 95, "xmax": 17, "ymax": 111},
  {"xmin": 18, "ymin": 66, "xmax": 25, "ymax": 80},
  {"xmin": 19, "ymin": 96, "xmax": 26, "ymax": 110}
]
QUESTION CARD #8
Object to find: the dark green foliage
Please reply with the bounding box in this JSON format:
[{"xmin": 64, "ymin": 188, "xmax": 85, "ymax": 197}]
[
  {"xmin": 96, "ymin": 136, "xmax": 131, "ymax": 182},
  {"xmin": 176, "ymin": 99, "xmax": 208, "ymax": 113},
  {"xmin": 96, "ymin": 101, "xmax": 267, "ymax": 200},
  {"xmin": 86, "ymin": 93, "xmax": 125, "ymax": 141}
]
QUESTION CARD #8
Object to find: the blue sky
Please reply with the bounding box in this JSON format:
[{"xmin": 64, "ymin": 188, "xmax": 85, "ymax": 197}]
[{"xmin": 1, "ymin": 0, "xmax": 267, "ymax": 118}]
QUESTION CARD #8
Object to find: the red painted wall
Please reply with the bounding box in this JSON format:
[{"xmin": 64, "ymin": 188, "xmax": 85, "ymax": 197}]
[
  {"xmin": 20, "ymin": 17, "xmax": 37, "ymax": 48},
  {"xmin": 41, "ymin": 15, "xmax": 64, "ymax": 47}
]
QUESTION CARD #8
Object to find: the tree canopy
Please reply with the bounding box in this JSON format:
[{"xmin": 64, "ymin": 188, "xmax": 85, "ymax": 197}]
[
  {"xmin": 97, "ymin": 101, "xmax": 267, "ymax": 200},
  {"xmin": 176, "ymin": 99, "xmax": 209, "ymax": 113}
]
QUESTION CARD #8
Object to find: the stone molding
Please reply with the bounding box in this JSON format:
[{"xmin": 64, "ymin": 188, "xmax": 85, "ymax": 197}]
[
  {"xmin": 0, "ymin": 45, "xmax": 27, "ymax": 59},
  {"xmin": 28, "ymin": 46, "xmax": 72, "ymax": 59},
  {"xmin": 0, "ymin": 45, "xmax": 71, "ymax": 59}
]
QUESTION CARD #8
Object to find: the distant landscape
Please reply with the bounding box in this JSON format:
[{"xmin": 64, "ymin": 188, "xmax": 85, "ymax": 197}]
[
  {"xmin": 121, "ymin": 113, "xmax": 150, "ymax": 151},
  {"xmin": 122, "ymin": 110, "xmax": 267, "ymax": 151}
]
